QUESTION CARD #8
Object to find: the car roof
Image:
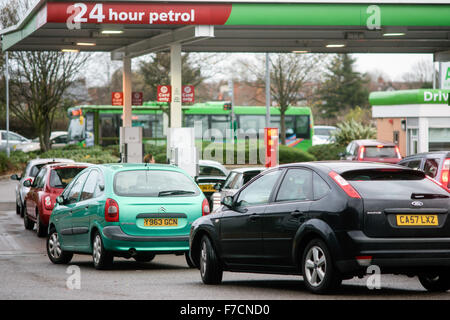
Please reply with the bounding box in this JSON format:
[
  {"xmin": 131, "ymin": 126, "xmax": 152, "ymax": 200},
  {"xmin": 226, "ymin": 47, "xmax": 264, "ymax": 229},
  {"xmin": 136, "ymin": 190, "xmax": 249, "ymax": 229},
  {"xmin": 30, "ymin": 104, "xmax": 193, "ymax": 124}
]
[
  {"xmin": 98, "ymin": 163, "xmax": 185, "ymax": 173},
  {"xmin": 314, "ymin": 125, "xmax": 337, "ymax": 129},
  {"xmin": 401, "ymin": 151, "xmax": 450, "ymax": 160},
  {"xmin": 279, "ymin": 160, "xmax": 409, "ymax": 174},
  {"xmin": 28, "ymin": 158, "xmax": 74, "ymax": 166},
  {"xmin": 230, "ymin": 167, "xmax": 265, "ymax": 173},
  {"xmin": 352, "ymin": 139, "xmax": 397, "ymax": 146},
  {"xmin": 43, "ymin": 162, "xmax": 91, "ymax": 170}
]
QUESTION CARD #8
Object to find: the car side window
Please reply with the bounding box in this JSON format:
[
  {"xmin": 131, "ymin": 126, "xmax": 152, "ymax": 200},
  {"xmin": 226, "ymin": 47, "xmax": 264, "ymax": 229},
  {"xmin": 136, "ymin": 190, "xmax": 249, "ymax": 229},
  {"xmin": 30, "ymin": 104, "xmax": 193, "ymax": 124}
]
[
  {"xmin": 276, "ymin": 168, "xmax": 313, "ymax": 202},
  {"xmin": 94, "ymin": 171, "xmax": 105, "ymax": 198},
  {"xmin": 32, "ymin": 168, "xmax": 46, "ymax": 188},
  {"xmin": 199, "ymin": 166, "xmax": 226, "ymax": 177},
  {"xmin": 403, "ymin": 159, "xmax": 422, "ymax": 170},
  {"xmin": 66, "ymin": 172, "xmax": 89, "ymax": 204},
  {"xmin": 424, "ymin": 158, "xmax": 440, "ymax": 178},
  {"xmin": 80, "ymin": 170, "xmax": 99, "ymax": 201},
  {"xmin": 236, "ymin": 170, "xmax": 282, "ymax": 207},
  {"xmin": 313, "ymin": 172, "xmax": 331, "ymax": 200},
  {"xmin": 223, "ymin": 172, "xmax": 237, "ymax": 189}
]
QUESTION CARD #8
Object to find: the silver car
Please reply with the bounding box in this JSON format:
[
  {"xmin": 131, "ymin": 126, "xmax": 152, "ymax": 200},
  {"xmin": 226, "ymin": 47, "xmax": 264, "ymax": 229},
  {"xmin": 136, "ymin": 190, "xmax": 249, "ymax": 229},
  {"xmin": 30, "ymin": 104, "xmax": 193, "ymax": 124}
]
[
  {"xmin": 10, "ymin": 158, "xmax": 74, "ymax": 217},
  {"xmin": 0, "ymin": 130, "xmax": 31, "ymax": 152}
]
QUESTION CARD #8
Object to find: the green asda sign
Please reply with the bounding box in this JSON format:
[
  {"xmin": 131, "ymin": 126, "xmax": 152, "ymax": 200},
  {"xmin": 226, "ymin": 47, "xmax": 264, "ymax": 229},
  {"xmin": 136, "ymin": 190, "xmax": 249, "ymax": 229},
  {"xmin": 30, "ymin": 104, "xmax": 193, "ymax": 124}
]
[{"xmin": 369, "ymin": 89, "xmax": 450, "ymax": 106}]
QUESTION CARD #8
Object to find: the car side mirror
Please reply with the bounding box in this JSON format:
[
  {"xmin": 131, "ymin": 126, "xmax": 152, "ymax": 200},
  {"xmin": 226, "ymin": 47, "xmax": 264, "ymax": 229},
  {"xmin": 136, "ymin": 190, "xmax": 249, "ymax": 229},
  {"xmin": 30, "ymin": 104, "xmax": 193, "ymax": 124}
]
[
  {"xmin": 23, "ymin": 179, "xmax": 32, "ymax": 187},
  {"xmin": 10, "ymin": 174, "xmax": 20, "ymax": 181},
  {"xmin": 214, "ymin": 183, "xmax": 222, "ymax": 191},
  {"xmin": 221, "ymin": 196, "xmax": 234, "ymax": 208},
  {"xmin": 56, "ymin": 196, "xmax": 65, "ymax": 205}
]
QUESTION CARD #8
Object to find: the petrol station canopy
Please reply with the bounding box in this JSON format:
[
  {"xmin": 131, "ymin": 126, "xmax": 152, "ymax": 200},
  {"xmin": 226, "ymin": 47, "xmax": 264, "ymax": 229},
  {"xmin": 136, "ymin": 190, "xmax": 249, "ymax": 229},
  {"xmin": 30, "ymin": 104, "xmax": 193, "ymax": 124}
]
[{"xmin": 1, "ymin": 0, "xmax": 450, "ymax": 60}]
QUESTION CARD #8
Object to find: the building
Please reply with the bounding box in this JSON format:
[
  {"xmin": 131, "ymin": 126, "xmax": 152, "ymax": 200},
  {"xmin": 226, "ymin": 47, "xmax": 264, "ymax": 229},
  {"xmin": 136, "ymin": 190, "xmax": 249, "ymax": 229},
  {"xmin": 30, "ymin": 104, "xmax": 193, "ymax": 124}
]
[{"xmin": 370, "ymin": 89, "xmax": 450, "ymax": 157}]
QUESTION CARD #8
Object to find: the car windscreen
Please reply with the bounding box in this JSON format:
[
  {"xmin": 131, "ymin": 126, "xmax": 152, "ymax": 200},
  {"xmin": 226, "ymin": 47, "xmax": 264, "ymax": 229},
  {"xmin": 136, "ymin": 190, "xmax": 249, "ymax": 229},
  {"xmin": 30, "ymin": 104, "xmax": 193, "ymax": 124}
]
[
  {"xmin": 50, "ymin": 167, "xmax": 86, "ymax": 188},
  {"xmin": 341, "ymin": 169, "xmax": 449, "ymax": 199},
  {"xmin": 364, "ymin": 146, "xmax": 397, "ymax": 158},
  {"xmin": 30, "ymin": 164, "xmax": 46, "ymax": 177},
  {"xmin": 114, "ymin": 170, "xmax": 200, "ymax": 197},
  {"xmin": 314, "ymin": 128, "xmax": 335, "ymax": 136}
]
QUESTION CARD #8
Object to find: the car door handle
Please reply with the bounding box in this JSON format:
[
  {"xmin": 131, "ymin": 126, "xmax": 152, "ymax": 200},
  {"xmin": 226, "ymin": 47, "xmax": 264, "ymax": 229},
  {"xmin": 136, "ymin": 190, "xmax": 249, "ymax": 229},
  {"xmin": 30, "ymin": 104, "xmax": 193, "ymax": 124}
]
[
  {"xmin": 291, "ymin": 210, "xmax": 304, "ymax": 218},
  {"xmin": 249, "ymin": 214, "xmax": 260, "ymax": 222}
]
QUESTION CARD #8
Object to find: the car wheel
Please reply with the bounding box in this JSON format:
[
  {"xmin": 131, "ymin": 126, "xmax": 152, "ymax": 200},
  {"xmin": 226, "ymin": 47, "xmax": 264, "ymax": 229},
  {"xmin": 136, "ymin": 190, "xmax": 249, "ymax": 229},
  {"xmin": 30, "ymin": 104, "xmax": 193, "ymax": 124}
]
[
  {"xmin": 47, "ymin": 229, "xmax": 73, "ymax": 264},
  {"xmin": 16, "ymin": 203, "xmax": 20, "ymax": 215},
  {"xmin": 23, "ymin": 206, "xmax": 34, "ymax": 230},
  {"xmin": 134, "ymin": 254, "xmax": 155, "ymax": 263},
  {"xmin": 36, "ymin": 211, "xmax": 47, "ymax": 238},
  {"xmin": 418, "ymin": 272, "xmax": 450, "ymax": 292},
  {"xmin": 185, "ymin": 252, "xmax": 195, "ymax": 268},
  {"xmin": 302, "ymin": 239, "xmax": 342, "ymax": 294},
  {"xmin": 92, "ymin": 231, "xmax": 113, "ymax": 270},
  {"xmin": 199, "ymin": 236, "xmax": 223, "ymax": 285}
]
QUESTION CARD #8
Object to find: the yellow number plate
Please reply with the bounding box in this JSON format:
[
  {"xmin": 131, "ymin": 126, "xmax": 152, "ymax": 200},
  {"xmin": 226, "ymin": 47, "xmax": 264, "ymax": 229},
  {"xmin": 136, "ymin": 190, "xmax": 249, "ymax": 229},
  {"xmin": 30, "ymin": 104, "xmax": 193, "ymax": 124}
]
[
  {"xmin": 200, "ymin": 184, "xmax": 216, "ymax": 192},
  {"xmin": 396, "ymin": 215, "xmax": 438, "ymax": 226},
  {"xmin": 144, "ymin": 218, "xmax": 178, "ymax": 227}
]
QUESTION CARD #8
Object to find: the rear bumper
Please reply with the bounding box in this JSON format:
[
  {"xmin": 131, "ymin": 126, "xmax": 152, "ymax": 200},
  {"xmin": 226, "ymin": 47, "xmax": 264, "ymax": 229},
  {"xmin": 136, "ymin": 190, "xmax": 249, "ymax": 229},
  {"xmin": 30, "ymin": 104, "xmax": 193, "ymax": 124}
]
[
  {"xmin": 101, "ymin": 226, "xmax": 190, "ymax": 253},
  {"xmin": 336, "ymin": 230, "xmax": 450, "ymax": 274}
]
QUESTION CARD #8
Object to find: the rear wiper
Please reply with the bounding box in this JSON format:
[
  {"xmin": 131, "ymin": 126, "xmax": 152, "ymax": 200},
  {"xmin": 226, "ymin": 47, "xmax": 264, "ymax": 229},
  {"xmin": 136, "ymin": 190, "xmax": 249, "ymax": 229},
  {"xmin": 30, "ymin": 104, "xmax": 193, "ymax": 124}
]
[
  {"xmin": 158, "ymin": 190, "xmax": 196, "ymax": 197},
  {"xmin": 411, "ymin": 193, "xmax": 449, "ymax": 199}
]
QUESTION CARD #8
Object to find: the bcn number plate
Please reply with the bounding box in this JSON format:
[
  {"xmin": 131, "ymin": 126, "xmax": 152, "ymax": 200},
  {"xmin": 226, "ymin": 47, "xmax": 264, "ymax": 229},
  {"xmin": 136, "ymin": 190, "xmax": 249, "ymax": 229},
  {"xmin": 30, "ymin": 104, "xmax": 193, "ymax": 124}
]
[
  {"xmin": 396, "ymin": 215, "xmax": 438, "ymax": 226},
  {"xmin": 144, "ymin": 218, "xmax": 178, "ymax": 227},
  {"xmin": 200, "ymin": 184, "xmax": 216, "ymax": 192}
]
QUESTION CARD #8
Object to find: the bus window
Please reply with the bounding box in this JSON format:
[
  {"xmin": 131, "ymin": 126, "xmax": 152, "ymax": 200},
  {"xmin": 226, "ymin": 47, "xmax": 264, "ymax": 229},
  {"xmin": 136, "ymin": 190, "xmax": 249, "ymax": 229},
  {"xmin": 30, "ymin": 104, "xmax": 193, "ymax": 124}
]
[
  {"xmin": 210, "ymin": 115, "xmax": 230, "ymax": 138},
  {"xmin": 238, "ymin": 115, "xmax": 265, "ymax": 133},
  {"xmin": 184, "ymin": 114, "xmax": 209, "ymax": 139},
  {"xmin": 295, "ymin": 115, "xmax": 310, "ymax": 139}
]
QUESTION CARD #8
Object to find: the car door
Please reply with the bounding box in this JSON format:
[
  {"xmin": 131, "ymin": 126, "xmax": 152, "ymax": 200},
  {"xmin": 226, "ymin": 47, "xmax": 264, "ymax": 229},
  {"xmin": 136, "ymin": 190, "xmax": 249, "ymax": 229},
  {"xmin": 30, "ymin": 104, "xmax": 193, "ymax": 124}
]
[
  {"xmin": 26, "ymin": 168, "xmax": 47, "ymax": 220},
  {"xmin": 260, "ymin": 168, "xmax": 313, "ymax": 267},
  {"xmin": 219, "ymin": 169, "xmax": 283, "ymax": 266},
  {"xmin": 57, "ymin": 171, "xmax": 89, "ymax": 248},
  {"xmin": 71, "ymin": 169, "xmax": 102, "ymax": 250}
]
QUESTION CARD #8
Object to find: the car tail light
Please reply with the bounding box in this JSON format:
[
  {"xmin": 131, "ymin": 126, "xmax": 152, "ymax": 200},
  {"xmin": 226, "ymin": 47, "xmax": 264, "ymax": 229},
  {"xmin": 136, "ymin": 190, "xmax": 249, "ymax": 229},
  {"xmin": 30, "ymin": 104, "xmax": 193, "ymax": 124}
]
[
  {"xmin": 328, "ymin": 171, "xmax": 361, "ymax": 199},
  {"xmin": 358, "ymin": 146, "xmax": 365, "ymax": 161},
  {"xmin": 395, "ymin": 146, "xmax": 402, "ymax": 159},
  {"xmin": 44, "ymin": 196, "xmax": 53, "ymax": 210},
  {"xmin": 202, "ymin": 198, "xmax": 210, "ymax": 216},
  {"xmin": 104, "ymin": 198, "xmax": 119, "ymax": 222},
  {"xmin": 441, "ymin": 159, "xmax": 450, "ymax": 189}
]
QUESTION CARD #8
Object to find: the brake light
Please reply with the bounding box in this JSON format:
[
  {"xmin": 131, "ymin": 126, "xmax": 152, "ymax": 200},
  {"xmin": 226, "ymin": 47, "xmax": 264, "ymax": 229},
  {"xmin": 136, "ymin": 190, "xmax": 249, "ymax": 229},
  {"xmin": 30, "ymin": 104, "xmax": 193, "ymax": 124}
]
[
  {"xmin": 376, "ymin": 145, "xmax": 384, "ymax": 148},
  {"xmin": 395, "ymin": 146, "xmax": 402, "ymax": 159},
  {"xmin": 441, "ymin": 159, "xmax": 450, "ymax": 189},
  {"xmin": 104, "ymin": 198, "xmax": 119, "ymax": 222},
  {"xmin": 328, "ymin": 171, "xmax": 361, "ymax": 199},
  {"xmin": 44, "ymin": 196, "xmax": 53, "ymax": 210},
  {"xmin": 202, "ymin": 198, "xmax": 210, "ymax": 216},
  {"xmin": 358, "ymin": 146, "xmax": 365, "ymax": 161}
]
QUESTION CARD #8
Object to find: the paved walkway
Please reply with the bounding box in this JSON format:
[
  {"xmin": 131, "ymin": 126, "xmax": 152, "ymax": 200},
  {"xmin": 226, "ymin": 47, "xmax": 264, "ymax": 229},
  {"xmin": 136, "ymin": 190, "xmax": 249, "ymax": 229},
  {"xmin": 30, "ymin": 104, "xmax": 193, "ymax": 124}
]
[{"xmin": 0, "ymin": 176, "xmax": 18, "ymax": 210}]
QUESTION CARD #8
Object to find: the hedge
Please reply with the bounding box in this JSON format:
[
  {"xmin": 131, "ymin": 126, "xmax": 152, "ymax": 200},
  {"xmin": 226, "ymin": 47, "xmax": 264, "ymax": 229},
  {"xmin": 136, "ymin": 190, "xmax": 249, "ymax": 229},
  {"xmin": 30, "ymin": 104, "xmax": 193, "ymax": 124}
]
[{"xmin": 307, "ymin": 143, "xmax": 346, "ymax": 161}]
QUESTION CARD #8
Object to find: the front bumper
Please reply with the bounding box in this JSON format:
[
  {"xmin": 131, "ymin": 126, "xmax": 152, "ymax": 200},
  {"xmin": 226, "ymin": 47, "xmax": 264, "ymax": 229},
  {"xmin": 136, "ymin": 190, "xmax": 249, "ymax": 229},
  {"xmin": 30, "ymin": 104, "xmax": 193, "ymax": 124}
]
[
  {"xmin": 101, "ymin": 226, "xmax": 190, "ymax": 253},
  {"xmin": 335, "ymin": 231, "xmax": 450, "ymax": 274}
]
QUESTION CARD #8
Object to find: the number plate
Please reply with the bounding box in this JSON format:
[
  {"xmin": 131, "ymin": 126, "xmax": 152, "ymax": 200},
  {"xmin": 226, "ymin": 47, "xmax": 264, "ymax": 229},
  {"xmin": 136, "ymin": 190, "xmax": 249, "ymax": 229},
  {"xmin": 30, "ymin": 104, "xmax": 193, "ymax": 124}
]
[
  {"xmin": 143, "ymin": 218, "xmax": 178, "ymax": 227},
  {"xmin": 396, "ymin": 215, "xmax": 438, "ymax": 226},
  {"xmin": 199, "ymin": 184, "xmax": 216, "ymax": 192}
]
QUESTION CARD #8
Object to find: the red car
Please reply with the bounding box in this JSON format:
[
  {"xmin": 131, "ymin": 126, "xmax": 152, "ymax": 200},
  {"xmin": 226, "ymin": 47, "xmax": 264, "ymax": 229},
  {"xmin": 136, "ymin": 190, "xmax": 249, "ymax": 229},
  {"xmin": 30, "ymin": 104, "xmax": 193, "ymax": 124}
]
[
  {"xmin": 23, "ymin": 162, "xmax": 90, "ymax": 237},
  {"xmin": 341, "ymin": 140, "xmax": 402, "ymax": 164}
]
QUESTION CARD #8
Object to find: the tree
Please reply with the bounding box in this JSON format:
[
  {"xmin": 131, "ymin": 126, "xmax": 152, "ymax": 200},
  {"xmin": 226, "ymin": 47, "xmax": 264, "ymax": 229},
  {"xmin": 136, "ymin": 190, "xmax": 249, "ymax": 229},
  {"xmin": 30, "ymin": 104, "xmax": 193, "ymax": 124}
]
[
  {"xmin": 239, "ymin": 53, "xmax": 325, "ymax": 145},
  {"xmin": 1, "ymin": 0, "xmax": 88, "ymax": 151},
  {"xmin": 317, "ymin": 54, "xmax": 369, "ymax": 121},
  {"xmin": 401, "ymin": 59, "xmax": 434, "ymax": 89}
]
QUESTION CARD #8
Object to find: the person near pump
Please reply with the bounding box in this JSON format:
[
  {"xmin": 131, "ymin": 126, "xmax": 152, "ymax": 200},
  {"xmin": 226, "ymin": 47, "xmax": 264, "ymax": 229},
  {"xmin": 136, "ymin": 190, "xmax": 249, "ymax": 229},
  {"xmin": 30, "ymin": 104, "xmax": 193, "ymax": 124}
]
[{"xmin": 144, "ymin": 154, "xmax": 156, "ymax": 164}]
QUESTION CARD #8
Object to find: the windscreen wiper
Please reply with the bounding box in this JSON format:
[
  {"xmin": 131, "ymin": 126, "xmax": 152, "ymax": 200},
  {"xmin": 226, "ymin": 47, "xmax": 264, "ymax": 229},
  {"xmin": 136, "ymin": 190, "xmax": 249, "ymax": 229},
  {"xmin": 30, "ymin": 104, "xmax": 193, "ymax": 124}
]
[{"xmin": 158, "ymin": 190, "xmax": 196, "ymax": 197}]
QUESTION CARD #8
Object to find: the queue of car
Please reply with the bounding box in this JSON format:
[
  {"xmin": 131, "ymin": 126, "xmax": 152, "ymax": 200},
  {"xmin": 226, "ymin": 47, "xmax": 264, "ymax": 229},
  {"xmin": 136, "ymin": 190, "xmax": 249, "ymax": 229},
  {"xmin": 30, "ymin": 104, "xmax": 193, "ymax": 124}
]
[{"xmin": 9, "ymin": 142, "xmax": 450, "ymax": 294}]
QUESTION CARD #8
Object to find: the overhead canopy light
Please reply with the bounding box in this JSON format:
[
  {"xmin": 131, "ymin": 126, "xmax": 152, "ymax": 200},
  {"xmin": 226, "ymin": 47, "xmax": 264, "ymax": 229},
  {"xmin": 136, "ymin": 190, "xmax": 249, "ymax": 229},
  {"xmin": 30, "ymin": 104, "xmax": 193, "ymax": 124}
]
[
  {"xmin": 326, "ymin": 44, "xmax": 345, "ymax": 48},
  {"xmin": 61, "ymin": 49, "xmax": 79, "ymax": 53},
  {"xmin": 101, "ymin": 29, "xmax": 124, "ymax": 35},
  {"xmin": 292, "ymin": 50, "xmax": 309, "ymax": 53},
  {"xmin": 76, "ymin": 42, "xmax": 96, "ymax": 46},
  {"xmin": 382, "ymin": 32, "xmax": 406, "ymax": 37}
]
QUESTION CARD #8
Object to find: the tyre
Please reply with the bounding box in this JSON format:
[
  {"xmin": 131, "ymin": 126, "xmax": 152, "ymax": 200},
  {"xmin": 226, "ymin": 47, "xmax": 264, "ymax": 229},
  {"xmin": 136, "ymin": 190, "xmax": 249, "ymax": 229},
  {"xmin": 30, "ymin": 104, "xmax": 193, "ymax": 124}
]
[
  {"xmin": 36, "ymin": 211, "xmax": 47, "ymax": 238},
  {"xmin": 418, "ymin": 272, "xmax": 450, "ymax": 292},
  {"xmin": 92, "ymin": 231, "xmax": 114, "ymax": 270},
  {"xmin": 199, "ymin": 236, "xmax": 223, "ymax": 285},
  {"xmin": 134, "ymin": 254, "xmax": 155, "ymax": 263},
  {"xmin": 301, "ymin": 239, "xmax": 342, "ymax": 294},
  {"xmin": 16, "ymin": 203, "xmax": 20, "ymax": 215},
  {"xmin": 23, "ymin": 206, "xmax": 34, "ymax": 230},
  {"xmin": 185, "ymin": 251, "xmax": 195, "ymax": 268},
  {"xmin": 47, "ymin": 229, "xmax": 73, "ymax": 264}
]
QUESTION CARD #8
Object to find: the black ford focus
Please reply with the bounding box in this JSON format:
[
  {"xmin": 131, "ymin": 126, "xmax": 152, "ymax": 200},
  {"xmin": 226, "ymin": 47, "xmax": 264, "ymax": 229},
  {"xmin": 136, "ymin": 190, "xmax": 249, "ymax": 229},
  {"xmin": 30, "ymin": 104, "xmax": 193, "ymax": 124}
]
[{"xmin": 189, "ymin": 161, "xmax": 450, "ymax": 294}]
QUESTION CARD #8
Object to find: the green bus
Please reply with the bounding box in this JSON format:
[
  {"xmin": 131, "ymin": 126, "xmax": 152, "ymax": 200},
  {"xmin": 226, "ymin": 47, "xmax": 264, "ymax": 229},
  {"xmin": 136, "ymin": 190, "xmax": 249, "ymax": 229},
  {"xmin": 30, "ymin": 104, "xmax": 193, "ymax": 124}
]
[{"xmin": 67, "ymin": 101, "xmax": 314, "ymax": 151}]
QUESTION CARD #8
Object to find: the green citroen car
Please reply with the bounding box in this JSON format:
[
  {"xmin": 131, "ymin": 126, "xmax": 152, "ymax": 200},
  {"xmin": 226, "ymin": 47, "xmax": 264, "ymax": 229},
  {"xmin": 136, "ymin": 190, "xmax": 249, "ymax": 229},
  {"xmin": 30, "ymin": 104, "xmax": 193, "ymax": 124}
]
[{"xmin": 46, "ymin": 163, "xmax": 209, "ymax": 269}]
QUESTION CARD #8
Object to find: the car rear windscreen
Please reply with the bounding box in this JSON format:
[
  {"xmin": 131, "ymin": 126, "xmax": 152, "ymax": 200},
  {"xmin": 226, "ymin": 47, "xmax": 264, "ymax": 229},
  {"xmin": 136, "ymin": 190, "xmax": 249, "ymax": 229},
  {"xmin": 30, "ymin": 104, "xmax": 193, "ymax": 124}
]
[
  {"xmin": 114, "ymin": 170, "xmax": 200, "ymax": 197},
  {"xmin": 50, "ymin": 167, "xmax": 86, "ymax": 188},
  {"xmin": 364, "ymin": 146, "xmax": 397, "ymax": 158},
  {"xmin": 341, "ymin": 169, "xmax": 449, "ymax": 199}
]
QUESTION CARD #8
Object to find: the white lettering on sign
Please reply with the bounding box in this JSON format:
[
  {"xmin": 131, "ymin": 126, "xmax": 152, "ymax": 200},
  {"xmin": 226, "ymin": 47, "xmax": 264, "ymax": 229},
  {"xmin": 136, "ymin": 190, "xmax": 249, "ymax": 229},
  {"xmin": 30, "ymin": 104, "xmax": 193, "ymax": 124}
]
[
  {"xmin": 149, "ymin": 9, "xmax": 195, "ymax": 24},
  {"xmin": 423, "ymin": 91, "xmax": 449, "ymax": 103}
]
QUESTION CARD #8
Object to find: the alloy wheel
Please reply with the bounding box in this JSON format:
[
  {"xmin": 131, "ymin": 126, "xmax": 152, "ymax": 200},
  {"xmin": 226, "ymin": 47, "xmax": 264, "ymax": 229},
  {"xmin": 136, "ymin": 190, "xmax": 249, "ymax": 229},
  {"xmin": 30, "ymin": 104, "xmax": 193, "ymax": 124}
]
[
  {"xmin": 93, "ymin": 235, "xmax": 102, "ymax": 265},
  {"xmin": 304, "ymin": 245, "xmax": 327, "ymax": 287},
  {"xmin": 48, "ymin": 232, "xmax": 62, "ymax": 260},
  {"xmin": 200, "ymin": 241, "xmax": 207, "ymax": 277}
]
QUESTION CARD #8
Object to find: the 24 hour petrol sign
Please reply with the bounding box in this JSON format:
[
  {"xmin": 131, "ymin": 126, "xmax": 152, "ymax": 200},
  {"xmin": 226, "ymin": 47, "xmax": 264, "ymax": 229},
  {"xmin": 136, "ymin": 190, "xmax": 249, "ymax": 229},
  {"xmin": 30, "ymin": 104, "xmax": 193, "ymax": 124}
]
[{"xmin": 47, "ymin": 2, "xmax": 232, "ymax": 26}]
